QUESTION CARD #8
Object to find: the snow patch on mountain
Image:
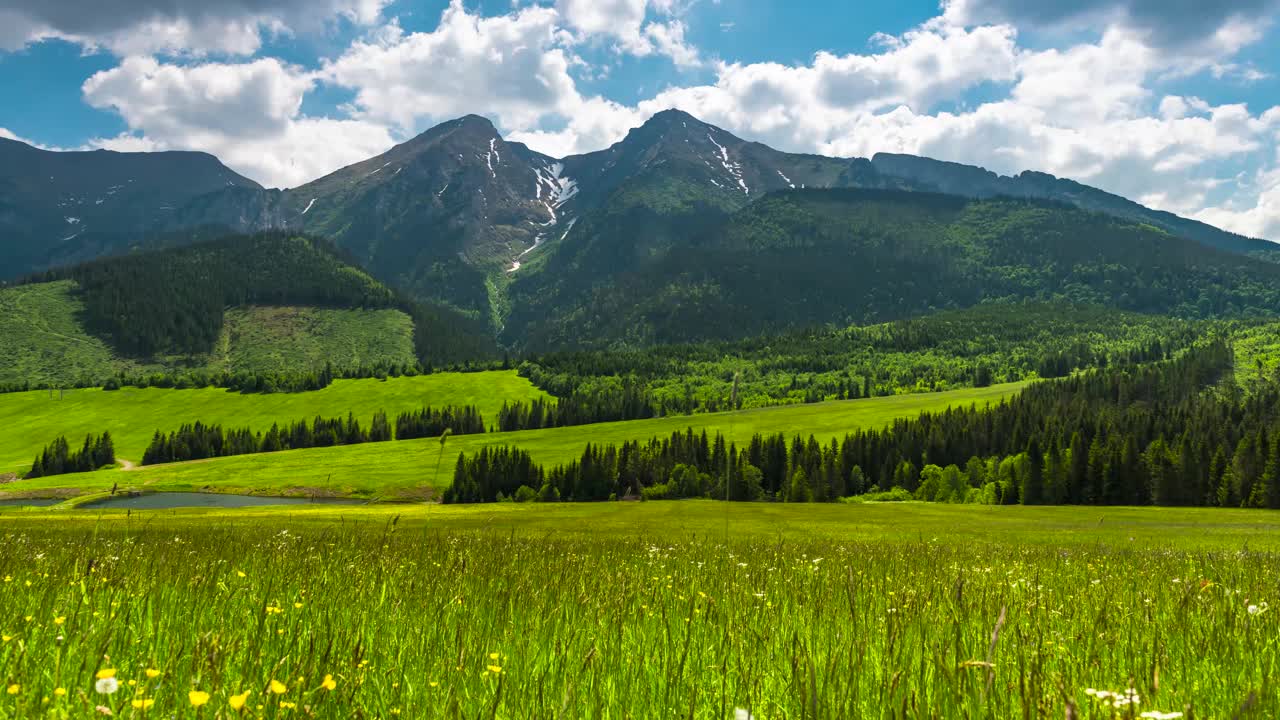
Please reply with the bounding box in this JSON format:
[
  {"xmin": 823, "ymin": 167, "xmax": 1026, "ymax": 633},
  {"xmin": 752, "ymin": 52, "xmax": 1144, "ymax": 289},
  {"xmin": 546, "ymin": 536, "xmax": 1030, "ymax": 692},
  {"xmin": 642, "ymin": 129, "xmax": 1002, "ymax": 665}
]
[
  {"xmin": 486, "ymin": 138, "xmax": 499, "ymax": 178},
  {"xmin": 706, "ymin": 133, "xmax": 748, "ymax": 194}
]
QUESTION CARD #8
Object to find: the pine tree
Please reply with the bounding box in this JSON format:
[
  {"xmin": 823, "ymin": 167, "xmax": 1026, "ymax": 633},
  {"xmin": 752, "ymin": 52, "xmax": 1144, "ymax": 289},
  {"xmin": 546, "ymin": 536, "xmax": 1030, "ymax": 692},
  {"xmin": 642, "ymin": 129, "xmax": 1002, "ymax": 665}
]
[{"xmin": 1022, "ymin": 439, "xmax": 1045, "ymax": 505}]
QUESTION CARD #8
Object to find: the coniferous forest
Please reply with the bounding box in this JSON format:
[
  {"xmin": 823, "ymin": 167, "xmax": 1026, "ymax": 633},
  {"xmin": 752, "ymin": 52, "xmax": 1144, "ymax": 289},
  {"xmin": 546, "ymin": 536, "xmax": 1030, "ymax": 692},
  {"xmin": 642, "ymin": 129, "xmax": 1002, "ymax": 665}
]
[
  {"xmin": 448, "ymin": 339, "xmax": 1280, "ymax": 508},
  {"xmin": 139, "ymin": 406, "xmax": 484, "ymax": 466},
  {"xmin": 27, "ymin": 432, "xmax": 115, "ymax": 479}
]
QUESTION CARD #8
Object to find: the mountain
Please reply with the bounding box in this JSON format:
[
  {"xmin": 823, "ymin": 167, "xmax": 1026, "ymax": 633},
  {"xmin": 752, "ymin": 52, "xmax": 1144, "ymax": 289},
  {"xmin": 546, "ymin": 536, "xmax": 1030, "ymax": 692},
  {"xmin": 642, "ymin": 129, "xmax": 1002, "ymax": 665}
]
[
  {"xmin": 869, "ymin": 153, "xmax": 1280, "ymax": 260},
  {"xmin": 502, "ymin": 188, "xmax": 1280, "ymax": 348},
  {"xmin": 0, "ymin": 138, "xmax": 260, "ymax": 276},
  {"xmin": 3, "ymin": 109, "xmax": 1278, "ymax": 350}
]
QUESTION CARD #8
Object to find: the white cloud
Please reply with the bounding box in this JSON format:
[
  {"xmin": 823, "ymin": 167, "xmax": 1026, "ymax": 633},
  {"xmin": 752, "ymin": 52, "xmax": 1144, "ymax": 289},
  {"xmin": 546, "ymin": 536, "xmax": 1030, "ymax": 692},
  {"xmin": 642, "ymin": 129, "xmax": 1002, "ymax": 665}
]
[
  {"xmin": 555, "ymin": 0, "xmax": 703, "ymax": 66},
  {"xmin": 942, "ymin": 0, "xmax": 1280, "ymax": 57},
  {"xmin": 324, "ymin": 2, "xmax": 577, "ymax": 132},
  {"xmin": 0, "ymin": 0, "xmax": 389, "ymax": 56},
  {"xmin": 1196, "ymin": 167, "xmax": 1280, "ymax": 239},
  {"xmin": 82, "ymin": 56, "xmax": 394, "ymax": 187},
  {"xmin": 507, "ymin": 97, "xmax": 643, "ymax": 158},
  {"xmin": 644, "ymin": 20, "xmax": 702, "ymax": 69}
]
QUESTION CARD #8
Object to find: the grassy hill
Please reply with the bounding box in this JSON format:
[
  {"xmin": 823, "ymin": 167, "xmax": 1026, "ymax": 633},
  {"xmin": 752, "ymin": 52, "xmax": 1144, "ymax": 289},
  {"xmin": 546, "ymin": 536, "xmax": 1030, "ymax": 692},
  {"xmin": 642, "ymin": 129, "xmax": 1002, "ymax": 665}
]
[
  {"xmin": 0, "ymin": 282, "xmax": 422, "ymax": 388},
  {"xmin": 0, "ymin": 233, "xmax": 498, "ymax": 391},
  {"xmin": 0, "ymin": 381, "xmax": 1024, "ymax": 496},
  {"xmin": 0, "ymin": 370, "xmax": 550, "ymax": 474},
  {"xmin": 210, "ymin": 306, "xmax": 417, "ymax": 375},
  {"xmin": 0, "ymin": 280, "xmax": 161, "ymax": 388}
]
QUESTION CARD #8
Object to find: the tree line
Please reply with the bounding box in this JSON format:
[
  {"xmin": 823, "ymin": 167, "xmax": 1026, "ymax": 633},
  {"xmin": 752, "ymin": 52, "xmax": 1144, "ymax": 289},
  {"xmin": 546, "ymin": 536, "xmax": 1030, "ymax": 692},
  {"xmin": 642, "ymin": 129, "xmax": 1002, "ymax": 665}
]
[
  {"xmin": 27, "ymin": 432, "xmax": 116, "ymax": 479},
  {"xmin": 516, "ymin": 303, "xmax": 1201, "ymax": 418},
  {"xmin": 495, "ymin": 380, "xmax": 656, "ymax": 431},
  {"xmin": 141, "ymin": 406, "xmax": 482, "ymax": 465},
  {"xmin": 446, "ymin": 339, "xmax": 1280, "ymax": 508}
]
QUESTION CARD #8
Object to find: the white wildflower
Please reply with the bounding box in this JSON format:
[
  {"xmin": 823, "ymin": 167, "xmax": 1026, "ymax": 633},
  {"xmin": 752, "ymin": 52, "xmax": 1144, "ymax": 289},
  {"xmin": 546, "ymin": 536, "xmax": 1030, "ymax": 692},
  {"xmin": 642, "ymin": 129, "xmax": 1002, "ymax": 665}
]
[{"xmin": 95, "ymin": 677, "xmax": 119, "ymax": 695}]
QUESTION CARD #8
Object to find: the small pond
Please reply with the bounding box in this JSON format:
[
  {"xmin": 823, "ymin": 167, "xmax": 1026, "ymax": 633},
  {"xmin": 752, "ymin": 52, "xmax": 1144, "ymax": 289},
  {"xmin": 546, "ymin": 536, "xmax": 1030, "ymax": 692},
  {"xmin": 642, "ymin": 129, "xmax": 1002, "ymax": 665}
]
[
  {"xmin": 0, "ymin": 498, "xmax": 63, "ymax": 507},
  {"xmin": 81, "ymin": 493, "xmax": 369, "ymax": 510}
]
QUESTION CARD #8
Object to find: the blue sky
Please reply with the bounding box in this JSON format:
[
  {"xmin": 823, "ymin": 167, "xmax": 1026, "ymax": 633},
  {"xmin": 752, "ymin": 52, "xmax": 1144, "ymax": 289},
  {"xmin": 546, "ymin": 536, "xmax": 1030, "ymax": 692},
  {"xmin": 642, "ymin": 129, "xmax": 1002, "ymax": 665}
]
[{"xmin": 1, "ymin": 0, "xmax": 1278, "ymax": 240}]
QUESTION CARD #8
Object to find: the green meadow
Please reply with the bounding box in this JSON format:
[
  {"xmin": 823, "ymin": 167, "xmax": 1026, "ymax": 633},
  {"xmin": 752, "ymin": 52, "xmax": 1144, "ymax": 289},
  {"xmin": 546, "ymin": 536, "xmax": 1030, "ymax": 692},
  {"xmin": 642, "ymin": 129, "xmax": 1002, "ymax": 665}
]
[
  {"xmin": 0, "ymin": 502, "xmax": 1274, "ymax": 718},
  {"xmin": 0, "ymin": 382, "xmax": 1025, "ymax": 498},
  {"xmin": 0, "ymin": 371, "xmax": 551, "ymax": 474},
  {"xmin": 0, "ymin": 281, "xmax": 158, "ymax": 389},
  {"xmin": 208, "ymin": 306, "xmax": 417, "ymax": 375}
]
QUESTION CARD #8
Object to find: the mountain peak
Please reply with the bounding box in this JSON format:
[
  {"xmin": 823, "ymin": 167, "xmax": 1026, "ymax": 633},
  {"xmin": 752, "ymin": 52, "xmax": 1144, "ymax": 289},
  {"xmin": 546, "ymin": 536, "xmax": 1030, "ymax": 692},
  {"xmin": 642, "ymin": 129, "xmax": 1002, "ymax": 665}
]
[
  {"xmin": 455, "ymin": 114, "xmax": 499, "ymax": 132},
  {"xmin": 642, "ymin": 108, "xmax": 703, "ymax": 128}
]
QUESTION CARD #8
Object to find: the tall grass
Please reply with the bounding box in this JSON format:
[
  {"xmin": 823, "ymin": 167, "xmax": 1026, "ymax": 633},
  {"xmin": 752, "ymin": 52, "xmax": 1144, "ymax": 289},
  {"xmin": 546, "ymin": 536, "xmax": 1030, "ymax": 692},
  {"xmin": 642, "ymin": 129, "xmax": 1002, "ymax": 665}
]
[{"xmin": 0, "ymin": 505, "xmax": 1274, "ymax": 718}]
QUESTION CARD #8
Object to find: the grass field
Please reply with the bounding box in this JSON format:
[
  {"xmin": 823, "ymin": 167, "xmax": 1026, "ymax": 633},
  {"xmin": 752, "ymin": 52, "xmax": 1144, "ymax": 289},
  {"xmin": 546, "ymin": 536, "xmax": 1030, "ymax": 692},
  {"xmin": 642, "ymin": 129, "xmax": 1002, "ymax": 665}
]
[
  {"xmin": 0, "ymin": 281, "xmax": 159, "ymax": 389},
  {"xmin": 0, "ymin": 382, "xmax": 1026, "ymax": 498},
  {"xmin": 0, "ymin": 370, "xmax": 551, "ymax": 474},
  {"xmin": 0, "ymin": 502, "xmax": 1274, "ymax": 718},
  {"xmin": 208, "ymin": 306, "xmax": 417, "ymax": 375}
]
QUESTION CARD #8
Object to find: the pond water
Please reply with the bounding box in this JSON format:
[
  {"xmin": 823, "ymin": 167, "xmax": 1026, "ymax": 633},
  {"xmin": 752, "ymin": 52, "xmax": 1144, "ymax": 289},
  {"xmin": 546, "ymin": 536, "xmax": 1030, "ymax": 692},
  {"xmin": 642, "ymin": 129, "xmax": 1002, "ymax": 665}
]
[
  {"xmin": 0, "ymin": 498, "xmax": 63, "ymax": 507},
  {"xmin": 80, "ymin": 493, "xmax": 369, "ymax": 510}
]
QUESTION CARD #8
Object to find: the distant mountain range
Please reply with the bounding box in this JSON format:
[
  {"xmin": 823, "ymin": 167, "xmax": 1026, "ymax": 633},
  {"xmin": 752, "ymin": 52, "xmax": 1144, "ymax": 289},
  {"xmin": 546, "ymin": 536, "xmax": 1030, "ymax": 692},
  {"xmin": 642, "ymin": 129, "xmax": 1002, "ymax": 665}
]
[{"xmin": 4, "ymin": 109, "xmax": 1279, "ymax": 351}]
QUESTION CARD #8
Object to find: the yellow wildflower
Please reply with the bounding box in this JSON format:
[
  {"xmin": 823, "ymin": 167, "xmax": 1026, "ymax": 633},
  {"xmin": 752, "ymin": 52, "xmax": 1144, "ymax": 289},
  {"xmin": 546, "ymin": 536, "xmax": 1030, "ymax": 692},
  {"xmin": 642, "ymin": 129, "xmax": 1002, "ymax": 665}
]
[
  {"xmin": 145, "ymin": 669, "xmax": 161, "ymax": 679},
  {"xmin": 486, "ymin": 665, "xmax": 502, "ymax": 674},
  {"xmin": 131, "ymin": 698, "xmax": 154, "ymax": 709},
  {"xmin": 189, "ymin": 690, "xmax": 210, "ymax": 707},
  {"xmin": 320, "ymin": 675, "xmax": 336, "ymax": 692},
  {"xmin": 229, "ymin": 691, "xmax": 251, "ymax": 711},
  {"xmin": 54, "ymin": 688, "xmax": 66, "ymax": 697},
  {"xmin": 269, "ymin": 680, "xmax": 288, "ymax": 695},
  {"xmin": 95, "ymin": 669, "xmax": 116, "ymax": 680},
  {"xmin": 6, "ymin": 684, "xmax": 19, "ymax": 695},
  {"xmin": 280, "ymin": 701, "xmax": 296, "ymax": 709},
  {"xmin": 53, "ymin": 617, "xmax": 65, "ymax": 625}
]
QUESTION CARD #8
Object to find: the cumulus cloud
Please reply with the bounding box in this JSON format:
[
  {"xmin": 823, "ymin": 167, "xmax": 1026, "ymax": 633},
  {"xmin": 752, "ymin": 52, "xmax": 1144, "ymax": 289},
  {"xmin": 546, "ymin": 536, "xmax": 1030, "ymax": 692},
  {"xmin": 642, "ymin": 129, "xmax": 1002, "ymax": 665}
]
[
  {"xmin": 0, "ymin": 0, "xmax": 388, "ymax": 55},
  {"xmin": 555, "ymin": 0, "xmax": 703, "ymax": 66},
  {"xmin": 942, "ymin": 0, "xmax": 1280, "ymax": 56},
  {"xmin": 323, "ymin": 2, "xmax": 576, "ymax": 132},
  {"xmin": 82, "ymin": 56, "xmax": 394, "ymax": 187}
]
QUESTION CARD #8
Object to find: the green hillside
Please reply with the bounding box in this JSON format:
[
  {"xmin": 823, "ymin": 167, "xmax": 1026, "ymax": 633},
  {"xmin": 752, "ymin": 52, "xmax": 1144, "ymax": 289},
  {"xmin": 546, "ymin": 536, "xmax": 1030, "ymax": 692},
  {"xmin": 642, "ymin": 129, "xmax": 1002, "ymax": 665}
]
[
  {"xmin": 211, "ymin": 306, "xmax": 417, "ymax": 375},
  {"xmin": 0, "ymin": 370, "xmax": 550, "ymax": 474},
  {"xmin": 506, "ymin": 189, "xmax": 1280, "ymax": 348},
  {"xmin": 0, "ymin": 281, "xmax": 163, "ymax": 388},
  {"xmin": 35, "ymin": 232, "xmax": 399, "ymax": 357},
  {"xmin": 0, "ymin": 282, "xmax": 423, "ymax": 389},
  {"xmin": 0, "ymin": 381, "xmax": 1024, "ymax": 496},
  {"xmin": 2, "ymin": 233, "xmax": 497, "ymax": 391}
]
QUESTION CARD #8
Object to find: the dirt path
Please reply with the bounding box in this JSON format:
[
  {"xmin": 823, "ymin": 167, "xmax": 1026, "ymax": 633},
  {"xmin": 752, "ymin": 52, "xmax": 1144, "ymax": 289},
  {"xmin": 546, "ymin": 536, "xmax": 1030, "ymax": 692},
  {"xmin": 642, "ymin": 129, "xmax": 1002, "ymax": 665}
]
[{"xmin": 118, "ymin": 458, "xmax": 138, "ymax": 471}]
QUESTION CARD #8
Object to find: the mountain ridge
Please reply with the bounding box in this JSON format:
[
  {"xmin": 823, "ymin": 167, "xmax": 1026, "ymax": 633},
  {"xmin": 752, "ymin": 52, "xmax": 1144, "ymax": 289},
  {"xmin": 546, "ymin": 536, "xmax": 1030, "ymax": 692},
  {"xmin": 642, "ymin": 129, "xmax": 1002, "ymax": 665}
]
[{"xmin": 3, "ymin": 109, "xmax": 1278, "ymax": 351}]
